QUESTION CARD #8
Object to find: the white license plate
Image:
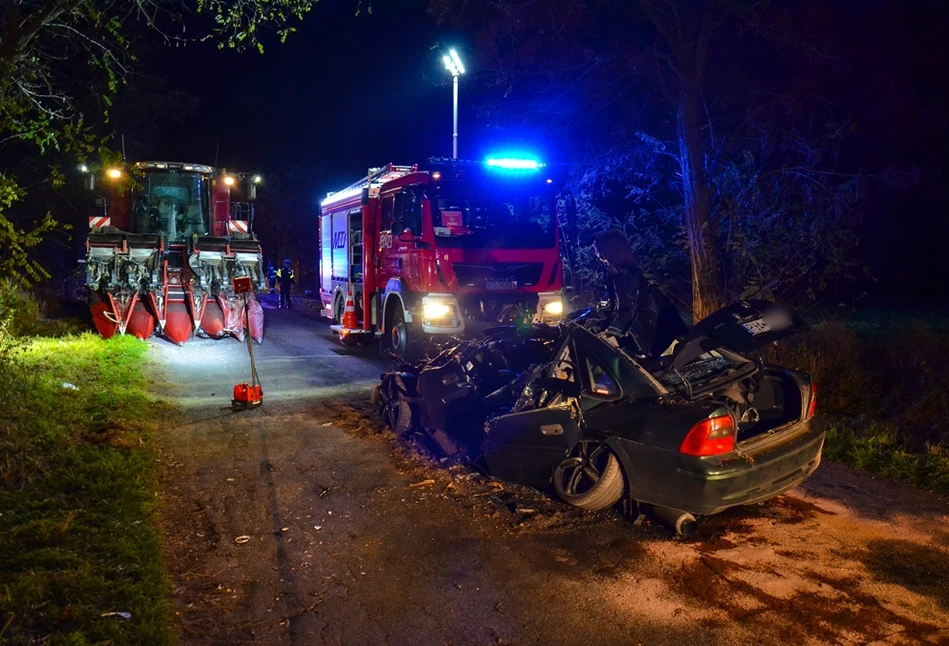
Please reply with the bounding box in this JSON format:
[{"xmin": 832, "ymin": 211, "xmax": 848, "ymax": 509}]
[
  {"xmin": 486, "ymin": 280, "xmax": 517, "ymax": 290},
  {"xmin": 742, "ymin": 318, "xmax": 771, "ymax": 335}
]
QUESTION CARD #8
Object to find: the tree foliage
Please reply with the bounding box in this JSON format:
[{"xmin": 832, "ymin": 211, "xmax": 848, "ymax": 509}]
[
  {"xmin": 0, "ymin": 0, "xmax": 326, "ymax": 285},
  {"xmin": 430, "ymin": 0, "xmax": 872, "ymax": 319}
]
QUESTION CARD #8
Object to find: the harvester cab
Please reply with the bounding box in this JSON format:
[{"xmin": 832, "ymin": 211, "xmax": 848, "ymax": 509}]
[{"xmin": 82, "ymin": 162, "xmax": 266, "ymax": 345}]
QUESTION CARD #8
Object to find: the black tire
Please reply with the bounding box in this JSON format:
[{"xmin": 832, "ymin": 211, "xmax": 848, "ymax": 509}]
[
  {"xmin": 332, "ymin": 292, "xmax": 344, "ymax": 325},
  {"xmin": 553, "ymin": 440, "xmax": 625, "ymax": 511},
  {"xmin": 384, "ymin": 303, "xmax": 423, "ymax": 363},
  {"xmin": 378, "ymin": 376, "xmax": 414, "ymax": 436}
]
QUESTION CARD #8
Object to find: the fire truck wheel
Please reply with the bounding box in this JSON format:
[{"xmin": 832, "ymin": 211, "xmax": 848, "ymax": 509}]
[
  {"xmin": 386, "ymin": 304, "xmax": 422, "ymax": 362},
  {"xmin": 333, "ymin": 293, "xmax": 344, "ymax": 324}
]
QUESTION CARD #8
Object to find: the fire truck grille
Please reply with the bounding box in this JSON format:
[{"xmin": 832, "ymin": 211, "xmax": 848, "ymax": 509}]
[{"xmin": 451, "ymin": 263, "xmax": 544, "ymax": 288}]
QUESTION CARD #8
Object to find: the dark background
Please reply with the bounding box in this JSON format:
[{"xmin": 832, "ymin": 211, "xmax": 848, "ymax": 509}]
[{"xmin": 106, "ymin": 0, "xmax": 949, "ymax": 306}]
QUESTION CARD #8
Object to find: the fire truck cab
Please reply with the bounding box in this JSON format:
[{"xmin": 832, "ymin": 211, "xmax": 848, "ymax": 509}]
[{"xmin": 320, "ymin": 157, "xmax": 564, "ymax": 359}]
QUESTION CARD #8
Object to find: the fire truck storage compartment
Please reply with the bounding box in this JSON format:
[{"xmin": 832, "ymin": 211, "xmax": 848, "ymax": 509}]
[
  {"xmin": 349, "ymin": 211, "xmax": 363, "ymax": 284},
  {"xmin": 322, "ymin": 208, "xmax": 364, "ymax": 316}
]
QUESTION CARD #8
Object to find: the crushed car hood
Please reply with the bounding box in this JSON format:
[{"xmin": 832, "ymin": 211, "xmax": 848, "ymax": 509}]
[{"xmin": 669, "ymin": 300, "xmax": 808, "ymax": 371}]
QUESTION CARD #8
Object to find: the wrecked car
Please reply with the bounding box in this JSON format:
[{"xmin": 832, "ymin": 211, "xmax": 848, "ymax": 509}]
[{"xmin": 376, "ymin": 300, "xmax": 822, "ymax": 524}]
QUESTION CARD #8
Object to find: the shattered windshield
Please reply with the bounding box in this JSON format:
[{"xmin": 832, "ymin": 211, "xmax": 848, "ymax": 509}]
[
  {"xmin": 431, "ymin": 189, "xmax": 555, "ymax": 249},
  {"xmin": 131, "ymin": 171, "xmax": 210, "ymax": 240}
]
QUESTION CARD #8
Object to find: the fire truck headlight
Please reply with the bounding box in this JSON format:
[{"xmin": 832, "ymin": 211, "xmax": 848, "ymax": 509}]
[
  {"xmin": 544, "ymin": 300, "xmax": 563, "ymax": 316},
  {"xmin": 423, "ymin": 302, "xmax": 452, "ymax": 319}
]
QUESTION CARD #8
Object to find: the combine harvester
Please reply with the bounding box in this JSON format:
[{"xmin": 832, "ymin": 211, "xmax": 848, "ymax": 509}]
[{"xmin": 82, "ymin": 161, "xmax": 266, "ymax": 345}]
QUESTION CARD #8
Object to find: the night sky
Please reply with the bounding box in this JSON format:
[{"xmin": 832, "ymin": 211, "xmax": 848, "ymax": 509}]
[
  {"xmin": 148, "ymin": 1, "xmax": 472, "ymax": 187},
  {"xmin": 96, "ymin": 1, "xmax": 949, "ymax": 306}
]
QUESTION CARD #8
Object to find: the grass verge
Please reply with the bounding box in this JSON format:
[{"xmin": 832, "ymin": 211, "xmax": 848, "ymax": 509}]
[
  {"xmin": 772, "ymin": 317, "xmax": 949, "ymax": 495},
  {"xmin": 0, "ymin": 334, "xmax": 171, "ymax": 645}
]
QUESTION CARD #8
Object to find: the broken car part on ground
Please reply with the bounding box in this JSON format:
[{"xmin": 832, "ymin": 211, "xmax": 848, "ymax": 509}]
[{"xmin": 376, "ymin": 300, "xmax": 823, "ymax": 534}]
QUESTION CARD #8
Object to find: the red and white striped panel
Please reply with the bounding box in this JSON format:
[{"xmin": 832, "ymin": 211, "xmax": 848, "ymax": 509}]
[
  {"xmin": 88, "ymin": 216, "xmax": 111, "ymax": 229},
  {"xmin": 227, "ymin": 220, "xmax": 249, "ymax": 234}
]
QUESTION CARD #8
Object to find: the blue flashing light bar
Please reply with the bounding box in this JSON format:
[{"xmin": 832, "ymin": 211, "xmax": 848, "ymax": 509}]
[{"xmin": 485, "ymin": 157, "xmax": 545, "ymax": 171}]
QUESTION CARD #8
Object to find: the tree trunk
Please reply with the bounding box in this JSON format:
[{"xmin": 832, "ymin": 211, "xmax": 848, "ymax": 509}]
[{"xmin": 675, "ymin": 82, "xmax": 722, "ymax": 321}]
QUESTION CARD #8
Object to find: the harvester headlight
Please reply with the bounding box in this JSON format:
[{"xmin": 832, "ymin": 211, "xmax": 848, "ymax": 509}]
[
  {"xmin": 106, "ymin": 168, "xmax": 122, "ymax": 179},
  {"xmin": 423, "ymin": 302, "xmax": 452, "ymax": 319},
  {"xmin": 544, "ymin": 300, "xmax": 563, "ymax": 316}
]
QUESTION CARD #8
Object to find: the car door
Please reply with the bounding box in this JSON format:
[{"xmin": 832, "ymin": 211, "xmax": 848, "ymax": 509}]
[
  {"xmin": 480, "ymin": 336, "xmax": 583, "ymax": 487},
  {"xmin": 481, "ymin": 406, "xmax": 582, "ymax": 489}
]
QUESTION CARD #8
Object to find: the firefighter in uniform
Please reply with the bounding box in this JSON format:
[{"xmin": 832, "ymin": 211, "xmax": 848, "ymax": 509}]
[
  {"xmin": 267, "ymin": 262, "xmax": 277, "ymax": 293},
  {"xmin": 277, "ymin": 259, "xmax": 295, "ymax": 309},
  {"xmin": 593, "ymin": 228, "xmax": 686, "ymax": 359}
]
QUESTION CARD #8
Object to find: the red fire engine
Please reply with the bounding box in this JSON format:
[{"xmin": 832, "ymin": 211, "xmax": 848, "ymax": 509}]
[{"xmin": 319, "ymin": 157, "xmax": 564, "ymax": 359}]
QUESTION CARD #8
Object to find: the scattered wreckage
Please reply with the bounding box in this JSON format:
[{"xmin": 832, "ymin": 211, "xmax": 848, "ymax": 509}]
[{"xmin": 375, "ymin": 300, "xmax": 823, "ymax": 535}]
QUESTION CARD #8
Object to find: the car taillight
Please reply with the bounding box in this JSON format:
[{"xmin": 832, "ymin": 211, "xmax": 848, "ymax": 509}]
[
  {"xmin": 680, "ymin": 415, "xmax": 735, "ymax": 456},
  {"xmin": 806, "ymin": 382, "xmax": 817, "ymax": 420}
]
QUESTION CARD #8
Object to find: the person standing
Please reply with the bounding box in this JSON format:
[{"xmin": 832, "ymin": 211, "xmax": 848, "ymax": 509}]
[
  {"xmin": 267, "ymin": 262, "xmax": 277, "ymax": 293},
  {"xmin": 277, "ymin": 259, "xmax": 295, "ymax": 309}
]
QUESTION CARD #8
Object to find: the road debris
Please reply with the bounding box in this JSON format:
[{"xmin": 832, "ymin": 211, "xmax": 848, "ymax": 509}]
[
  {"xmin": 409, "ymin": 479, "xmax": 435, "ymax": 488},
  {"xmin": 100, "ymin": 611, "xmax": 132, "ymax": 619},
  {"xmin": 234, "ymin": 535, "xmax": 252, "ymax": 544}
]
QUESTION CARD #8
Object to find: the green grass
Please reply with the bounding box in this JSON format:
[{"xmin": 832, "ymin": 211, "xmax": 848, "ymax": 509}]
[
  {"xmin": 770, "ymin": 315, "xmax": 949, "ymax": 495},
  {"xmin": 0, "ymin": 334, "xmax": 172, "ymax": 645},
  {"xmin": 824, "ymin": 420, "xmax": 949, "ymax": 493}
]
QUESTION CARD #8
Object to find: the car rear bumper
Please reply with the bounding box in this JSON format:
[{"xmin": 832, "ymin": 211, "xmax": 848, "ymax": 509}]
[
  {"xmin": 684, "ymin": 421, "xmax": 824, "ymax": 514},
  {"xmin": 610, "ymin": 420, "xmax": 825, "ymax": 515}
]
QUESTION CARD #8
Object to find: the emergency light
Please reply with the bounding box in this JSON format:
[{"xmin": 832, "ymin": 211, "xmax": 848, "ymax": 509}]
[{"xmin": 485, "ymin": 157, "xmax": 544, "ymax": 171}]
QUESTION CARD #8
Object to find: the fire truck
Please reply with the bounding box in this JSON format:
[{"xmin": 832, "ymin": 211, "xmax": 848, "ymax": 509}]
[
  {"xmin": 319, "ymin": 157, "xmax": 564, "ymax": 360},
  {"xmin": 83, "ymin": 161, "xmax": 266, "ymax": 346}
]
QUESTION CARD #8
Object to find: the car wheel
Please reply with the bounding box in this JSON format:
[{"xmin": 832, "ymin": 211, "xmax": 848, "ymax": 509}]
[
  {"xmin": 378, "ymin": 376, "xmax": 414, "ymax": 436},
  {"xmin": 553, "ymin": 440, "xmax": 625, "ymax": 511}
]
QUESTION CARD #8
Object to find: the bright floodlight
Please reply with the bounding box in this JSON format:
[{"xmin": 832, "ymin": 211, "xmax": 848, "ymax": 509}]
[
  {"xmin": 253, "ymin": 175, "xmax": 262, "ymax": 184},
  {"xmin": 106, "ymin": 168, "xmax": 122, "ymax": 179},
  {"xmin": 449, "ymin": 49, "xmax": 465, "ymax": 75},
  {"xmin": 223, "ymin": 175, "xmax": 235, "ymax": 186},
  {"xmin": 443, "ymin": 49, "xmax": 464, "ymax": 76},
  {"xmin": 485, "ymin": 157, "xmax": 543, "ymax": 170},
  {"xmin": 78, "ymin": 164, "xmax": 89, "ymax": 173}
]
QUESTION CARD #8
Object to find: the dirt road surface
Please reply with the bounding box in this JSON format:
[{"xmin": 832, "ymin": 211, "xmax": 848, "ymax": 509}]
[{"xmin": 151, "ymin": 301, "xmax": 949, "ymax": 645}]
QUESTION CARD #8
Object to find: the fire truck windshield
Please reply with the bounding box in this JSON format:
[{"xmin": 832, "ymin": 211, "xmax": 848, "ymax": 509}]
[
  {"xmin": 130, "ymin": 170, "xmax": 210, "ymax": 240},
  {"xmin": 431, "ymin": 190, "xmax": 555, "ymax": 249}
]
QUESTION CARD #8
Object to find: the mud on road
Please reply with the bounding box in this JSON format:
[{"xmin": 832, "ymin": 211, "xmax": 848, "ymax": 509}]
[{"xmin": 151, "ymin": 305, "xmax": 949, "ymax": 645}]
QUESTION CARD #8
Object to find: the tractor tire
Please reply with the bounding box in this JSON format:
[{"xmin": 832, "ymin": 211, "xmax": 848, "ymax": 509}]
[{"xmin": 553, "ymin": 440, "xmax": 625, "ymax": 511}]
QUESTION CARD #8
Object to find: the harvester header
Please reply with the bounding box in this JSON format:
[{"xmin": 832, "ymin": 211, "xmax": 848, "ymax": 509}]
[{"xmin": 83, "ymin": 160, "xmax": 267, "ymax": 345}]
